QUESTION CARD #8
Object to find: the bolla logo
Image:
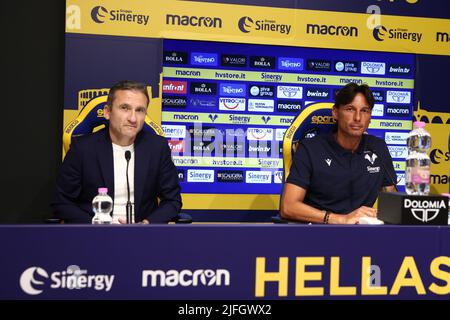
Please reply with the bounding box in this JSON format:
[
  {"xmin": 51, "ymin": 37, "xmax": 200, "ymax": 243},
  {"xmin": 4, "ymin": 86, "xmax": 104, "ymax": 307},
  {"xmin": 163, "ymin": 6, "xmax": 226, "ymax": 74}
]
[
  {"xmin": 142, "ymin": 269, "xmax": 230, "ymax": 287},
  {"xmin": 404, "ymin": 199, "xmax": 446, "ymax": 223},
  {"xmin": 20, "ymin": 267, "xmax": 48, "ymax": 295}
]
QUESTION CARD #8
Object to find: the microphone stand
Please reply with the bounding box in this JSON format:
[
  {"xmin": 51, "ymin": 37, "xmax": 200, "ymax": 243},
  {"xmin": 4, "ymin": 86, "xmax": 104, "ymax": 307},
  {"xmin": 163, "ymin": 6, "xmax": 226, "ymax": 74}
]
[{"xmin": 125, "ymin": 151, "xmax": 133, "ymax": 224}]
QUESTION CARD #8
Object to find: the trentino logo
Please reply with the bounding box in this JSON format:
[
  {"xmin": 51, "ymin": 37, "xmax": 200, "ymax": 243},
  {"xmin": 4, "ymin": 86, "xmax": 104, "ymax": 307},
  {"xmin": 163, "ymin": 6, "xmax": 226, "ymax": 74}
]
[
  {"xmin": 191, "ymin": 52, "xmax": 218, "ymax": 66},
  {"xmin": 20, "ymin": 266, "xmax": 115, "ymax": 295},
  {"xmin": 361, "ymin": 62, "xmax": 386, "ymax": 75},
  {"xmin": 220, "ymin": 83, "xmax": 246, "ymax": 97},
  {"xmin": 91, "ymin": 6, "xmax": 149, "ymax": 25},
  {"xmin": 278, "ymin": 57, "xmax": 304, "ymax": 71},
  {"xmin": 142, "ymin": 269, "xmax": 230, "ymax": 287},
  {"xmin": 166, "ymin": 14, "xmax": 222, "ymax": 28},
  {"xmin": 306, "ymin": 24, "xmax": 358, "ymax": 37},
  {"xmin": 238, "ymin": 16, "xmax": 291, "ymax": 35},
  {"xmin": 373, "ymin": 25, "xmax": 422, "ymax": 43}
]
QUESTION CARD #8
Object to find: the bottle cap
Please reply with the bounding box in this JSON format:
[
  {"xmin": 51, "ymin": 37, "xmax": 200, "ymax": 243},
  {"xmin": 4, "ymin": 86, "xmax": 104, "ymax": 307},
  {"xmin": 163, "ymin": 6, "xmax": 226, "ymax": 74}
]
[
  {"xmin": 413, "ymin": 121, "xmax": 425, "ymax": 128},
  {"xmin": 98, "ymin": 187, "xmax": 108, "ymax": 194},
  {"xmin": 441, "ymin": 193, "xmax": 450, "ymax": 199}
]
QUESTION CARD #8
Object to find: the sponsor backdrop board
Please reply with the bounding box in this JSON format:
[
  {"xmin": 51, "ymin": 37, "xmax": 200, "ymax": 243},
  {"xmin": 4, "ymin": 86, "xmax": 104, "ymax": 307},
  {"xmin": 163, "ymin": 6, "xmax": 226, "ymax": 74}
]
[{"xmin": 162, "ymin": 39, "xmax": 414, "ymax": 199}]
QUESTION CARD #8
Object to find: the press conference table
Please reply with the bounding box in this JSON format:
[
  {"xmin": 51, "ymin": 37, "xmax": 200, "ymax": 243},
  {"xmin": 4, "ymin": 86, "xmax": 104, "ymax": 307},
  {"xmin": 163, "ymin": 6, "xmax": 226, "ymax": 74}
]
[{"xmin": 1, "ymin": 224, "xmax": 449, "ymax": 300}]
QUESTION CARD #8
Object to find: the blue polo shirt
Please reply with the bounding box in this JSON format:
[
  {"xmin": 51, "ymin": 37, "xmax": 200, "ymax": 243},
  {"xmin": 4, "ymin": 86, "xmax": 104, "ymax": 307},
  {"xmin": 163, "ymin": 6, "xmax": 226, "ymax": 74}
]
[{"xmin": 286, "ymin": 133, "xmax": 396, "ymax": 214}]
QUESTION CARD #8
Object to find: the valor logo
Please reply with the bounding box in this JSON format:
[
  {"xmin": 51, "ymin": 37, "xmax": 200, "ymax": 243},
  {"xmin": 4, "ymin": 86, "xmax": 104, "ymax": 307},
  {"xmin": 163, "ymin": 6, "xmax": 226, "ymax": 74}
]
[
  {"xmin": 163, "ymin": 51, "xmax": 188, "ymax": 64},
  {"xmin": 250, "ymin": 56, "xmax": 275, "ymax": 69},
  {"xmin": 166, "ymin": 14, "xmax": 222, "ymax": 28},
  {"xmin": 238, "ymin": 16, "xmax": 291, "ymax": 35},
  {"xmin": 190, "ymin": 82, "xmax": 217, "ymax": 95},
  {"xmin": 306, "ymin": 60, "xmax": 331, "ymax": 71},
  {"xmin": 221, "ymin": 54, "xmax": 247, "ymax": 67}
]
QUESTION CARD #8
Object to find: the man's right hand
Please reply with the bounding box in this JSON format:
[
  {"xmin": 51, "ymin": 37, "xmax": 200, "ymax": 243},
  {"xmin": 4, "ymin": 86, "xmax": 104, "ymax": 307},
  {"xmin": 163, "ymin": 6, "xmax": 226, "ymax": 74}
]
[{"xmin": 343, "ymin": 206, "xmax": 377, "ymax": 224}]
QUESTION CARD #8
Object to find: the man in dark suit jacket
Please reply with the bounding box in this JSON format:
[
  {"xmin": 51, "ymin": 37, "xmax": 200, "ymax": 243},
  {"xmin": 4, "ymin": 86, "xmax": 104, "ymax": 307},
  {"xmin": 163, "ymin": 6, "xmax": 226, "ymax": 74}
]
[{"xmin": 52, "ymin": 80, "xmax": 182, "ymax": 223}]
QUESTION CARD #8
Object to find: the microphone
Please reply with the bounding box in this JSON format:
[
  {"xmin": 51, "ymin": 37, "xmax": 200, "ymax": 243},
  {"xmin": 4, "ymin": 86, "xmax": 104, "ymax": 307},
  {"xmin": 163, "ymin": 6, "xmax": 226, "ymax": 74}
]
[
  {"xmin": 125, "ymin": 151, "xmax": 133, "ymax": 224},
  {"xmin": 365, "ymin": 146, "xmax": 399, "ymax": 192}
]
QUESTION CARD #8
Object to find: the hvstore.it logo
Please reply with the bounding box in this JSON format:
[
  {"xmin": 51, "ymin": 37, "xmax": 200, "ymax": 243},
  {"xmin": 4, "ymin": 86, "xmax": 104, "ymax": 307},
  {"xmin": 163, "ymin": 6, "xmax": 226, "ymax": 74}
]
[{"xmin": 91, "ymin": 6, "xmax": 149, "ymax": 25}]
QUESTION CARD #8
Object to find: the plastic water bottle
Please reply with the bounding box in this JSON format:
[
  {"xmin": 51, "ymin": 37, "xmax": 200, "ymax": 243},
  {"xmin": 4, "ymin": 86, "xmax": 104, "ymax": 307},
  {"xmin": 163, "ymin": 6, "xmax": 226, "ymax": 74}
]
[
  {"xmin": 405, "ymin": 121, "xmax": 431, "ymax": 195},
  {"xmin": 91, "ymin": 187, "xmax": 113, "ymax": 224}
]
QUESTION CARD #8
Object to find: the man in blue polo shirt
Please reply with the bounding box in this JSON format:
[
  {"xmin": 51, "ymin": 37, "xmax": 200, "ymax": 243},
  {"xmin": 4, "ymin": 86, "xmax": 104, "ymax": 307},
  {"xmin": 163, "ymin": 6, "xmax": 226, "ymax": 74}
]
[{"xmin": 280, "ymin": 83, "xmax": 397, "ymax": 224}]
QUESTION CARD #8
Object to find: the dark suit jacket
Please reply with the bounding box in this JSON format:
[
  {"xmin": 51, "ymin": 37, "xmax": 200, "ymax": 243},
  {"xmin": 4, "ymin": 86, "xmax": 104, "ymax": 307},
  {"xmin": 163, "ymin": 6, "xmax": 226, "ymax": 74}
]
[{"xmin": 52, "ymin": 129, "xmax": 182, "ymax": 223}]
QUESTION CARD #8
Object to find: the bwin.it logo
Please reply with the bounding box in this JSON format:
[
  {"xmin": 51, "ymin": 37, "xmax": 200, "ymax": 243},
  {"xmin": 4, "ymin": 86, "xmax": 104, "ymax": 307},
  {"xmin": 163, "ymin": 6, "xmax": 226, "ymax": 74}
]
[
  {"xmin": 91, "ymin": 6, "xmax": 108, "ymax": 24},
  {"xmin": 238, "ymin": 16, "xmax": 254, "ymax": 33},
  {"xmin": 20, "ymin": 267, "xmax": 48, "ymax": 295},
  {"xmin": 373, "ymin": 25, "xmax": 388, "ymax": 41}
]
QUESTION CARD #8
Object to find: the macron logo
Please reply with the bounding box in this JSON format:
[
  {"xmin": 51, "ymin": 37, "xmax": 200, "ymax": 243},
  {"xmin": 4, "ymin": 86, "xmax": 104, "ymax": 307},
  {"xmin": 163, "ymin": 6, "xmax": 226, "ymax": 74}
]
[{"xmin": 142, "ymin": 269, "xmax": 230, "ymax": 287}]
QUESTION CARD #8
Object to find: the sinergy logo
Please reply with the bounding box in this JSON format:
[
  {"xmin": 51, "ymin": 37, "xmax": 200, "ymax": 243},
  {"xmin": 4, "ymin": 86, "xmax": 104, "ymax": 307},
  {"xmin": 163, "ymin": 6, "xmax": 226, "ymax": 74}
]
[
  {"xmin": 91, "ymin": 6, "xmax": 149, "ymax": 25},
  {"xmin": 19, "ymin": 266, "xmax": 115, "ymax": 295},
  {"xmin": 142, "ymin": 269, "xmax": 230, "ymax": 287}
]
